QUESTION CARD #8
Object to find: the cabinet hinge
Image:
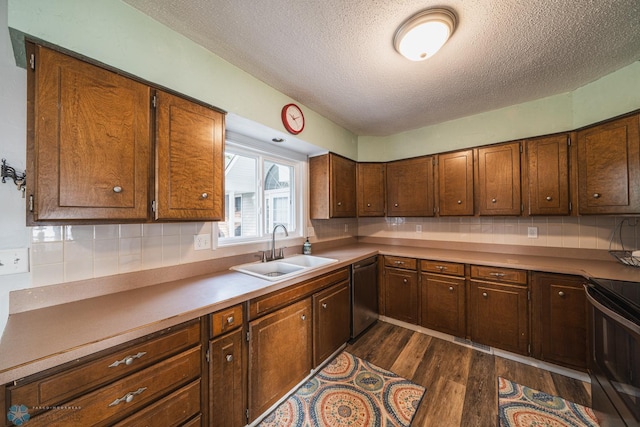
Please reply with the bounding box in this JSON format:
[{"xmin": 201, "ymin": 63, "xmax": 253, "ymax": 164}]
[
  {"xmin": 205, "ymin": 348, "xmax": 210, "ymax": 363},
  {"xmin": 246, "ymin": 331, "xmax": 250, "ymax": 342},
  {"xmin": 246, "ymin": 409, "xmax": 250, "ymax": 421},
  {"xmin": 29, "ymin": 53, "xmax": 35, "ymax": 70},
  {"xmin": 519, "ymin": 143, "xmax": 523, "ymax": 153},
  {"xmin": 569, "ymin": 201, "xmax": 572, "ymax": 212},
  {"xmin": 151, "ymin": 95, "xmax": 157, "ymax": 108},
  {"xmin": 521, "ymin": 204, "xmax": 524, "ymax": 212},
  {"xmin": 567, "ymin": 135, "xmax": 571, "ymax": 146},
  {"xmin": 151, "ymin": 200, "xmax": 156, "ymax": 213},
  {"xmin": 528, "ymin": 344, "xmax": 531, "ymax": 355},
  {"xmin": 29, "ymin": 195, "xmax": 33, "ymax": 212},
  {"xmin": 527, "ymin": 290, "xmax": 531, "ymax": 301}
]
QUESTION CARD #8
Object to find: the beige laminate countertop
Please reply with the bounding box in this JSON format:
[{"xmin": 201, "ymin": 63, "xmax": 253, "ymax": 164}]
[{"xmin": 1, "ymin": 242, "xmax": 639, "ymax": 384}]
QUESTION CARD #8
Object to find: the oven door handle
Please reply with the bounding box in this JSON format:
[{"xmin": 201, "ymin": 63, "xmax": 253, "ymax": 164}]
[{"xmin": 585, "ymin": 285, "xmax": 640, "ymax": 335}]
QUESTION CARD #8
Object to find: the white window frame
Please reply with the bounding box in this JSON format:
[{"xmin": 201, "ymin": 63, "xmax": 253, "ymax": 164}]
[{"xmin": 219, "ymin": 134, "xmax": 306, "ymax": 247}]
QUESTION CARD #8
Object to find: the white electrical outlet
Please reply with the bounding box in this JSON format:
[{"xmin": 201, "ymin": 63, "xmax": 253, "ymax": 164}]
[
  {"xmin": 416, "ymin": 225, "xmax": 422, "ymax": 233},
  {"xmin": 0, "ymin": 248, "xmax": 29, "ymax": 275},
  {"xmin": 527, "ymin": 226, "xmax": 538, "ymax": 239},
  {"xmin": 194, "ymin": 234, "xmax": 211, "ymax": 250}
]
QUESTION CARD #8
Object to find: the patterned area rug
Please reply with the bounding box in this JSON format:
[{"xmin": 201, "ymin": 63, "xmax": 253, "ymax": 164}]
[
  {"xmin": 498, "ymin": 377, "xmax": 600, "ymax": 427},
  {"xmin": 258, "ymin": 351, "xmax": 425, "ymax": 427}
]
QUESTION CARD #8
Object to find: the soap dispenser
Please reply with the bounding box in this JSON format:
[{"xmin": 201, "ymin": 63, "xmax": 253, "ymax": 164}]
[{"xmin": 303, "ymin": 238, "xmax": 312, "ymax": 255}]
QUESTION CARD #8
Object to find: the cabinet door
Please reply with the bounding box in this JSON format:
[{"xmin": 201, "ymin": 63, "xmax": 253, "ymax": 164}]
[
  {"xmin": 248, "ymin": 298, "xmax": 312, "ymax": 421},
  {"xmin": 155, "ymin": 90, "xmax": 225, "ymax": 220},
  {"xmin": 524, "ymin": 134, "xmax": 571, "ymax": 215},
  {"xmin": 383, "ymin": 267, "xmax": 418, "ymax": 324},
  {"xmin": 357, "ymin": 163, "xmax": 386, "ymax": 216},
  {"xmin": 470, "ymin": 280, "xmax": 528, "ymax": 355},
  {"xmin": 313, "ymin": 281, "xmax": 351, "ymax": 366},
  {"xmin": 210, "ymin": 329, "xmax": 245, "ymax": 427},
  {"xmin": 531, "ymin": 273, "xmax": 587, "ymax": 370},
  {"xmin": 386, "ymin": 156, "xmax": 434, "ymax": 217},
  {"xmin": 476, "ymin": 142, "xmax": 522, "ymax": 215},
  {"xmin": 438, "ymin": 150, "xmax": 474, "ymax": 216},
  {"xmin": 309, "ymin": 153, "xmax": 356, "ymax": 219},
  {"xmin": 577, "ymin": 114, "xmax": 640, "ymax": 214},
  {"xmin": 30, "ymin": 45, "xmax": 151, "ymax": 222},
  {"xmin": 420, "ymin": 273, "xmax": 466, "ymax": 337}
]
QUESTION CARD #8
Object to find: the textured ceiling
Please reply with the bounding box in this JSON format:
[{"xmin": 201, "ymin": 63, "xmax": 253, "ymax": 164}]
[{"xmin": 123, "ymin": 0, "xmax": 640, "ymax": 137}]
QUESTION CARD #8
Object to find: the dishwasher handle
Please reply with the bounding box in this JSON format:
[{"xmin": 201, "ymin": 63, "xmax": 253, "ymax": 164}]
[{"xmin": 353, "ymin": 256, "xmax": 377, "ymax": 270}]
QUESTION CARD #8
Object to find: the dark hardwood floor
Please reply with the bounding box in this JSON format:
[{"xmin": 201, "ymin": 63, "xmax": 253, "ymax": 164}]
[{"xmin": 345, "ymin": 321, "xmax": 592, "ymax": 427}]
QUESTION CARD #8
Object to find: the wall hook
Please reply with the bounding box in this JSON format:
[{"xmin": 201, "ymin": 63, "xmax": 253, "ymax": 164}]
[{"xmin": 1, "ymin": 158, "xmax": 26, "ymax": 194}]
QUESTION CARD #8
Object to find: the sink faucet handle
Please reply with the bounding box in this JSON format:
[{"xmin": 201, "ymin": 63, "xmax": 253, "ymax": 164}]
[
  {"xmin": 278, "ymin": 247, "xmax": 286, "ymax": 259},
  {"xmin": 256, "ymin": 250, "xmax": 268, "ymax": 262}
]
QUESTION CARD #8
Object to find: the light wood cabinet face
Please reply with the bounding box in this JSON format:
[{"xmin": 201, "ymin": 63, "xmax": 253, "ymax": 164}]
[
  {"xmin": 30, "ymin": 45, "xmax": 151, "ymax": 221},
  {"xmin": 524, "ymin": 134, "xmax": 571, "ymax": 215},
  {"xmin": 469, "ymin": 280, "xmax": 528, "ymax": 355},
  {"xmin": 309, "ymin": 153, "xmax": 356, "ymax": 219},
  {"xmin": 313, "ymin": 281, "xmax": 351, "ymax": 366},
  {"xmin": 155, "ymin": 90, "xmax": 225, "ymax": 220},
  {"xmin": 209, "ymin": 329, "xmax": 245, "ymax": 427},
  {"xmin": 475, "ymin": 142, "xmax": 522, "ymax": 215},
  {"xmin": 577, "ymin": 114, "xmax": 640, "ymax": 214},
  {"xmin": 357, "ymin": 162, "xmax": 386, "ymax": 216},
  {"xmin": 248, "ymin": 298, "xmax": 312, "ymax": 421},
  {"xmin": 438, "ymin": 150, "xmax": 474, "ymax": 216},
  {"xmin": 386, "ymin": 156, "xmax": 434, "ymax": 217}
]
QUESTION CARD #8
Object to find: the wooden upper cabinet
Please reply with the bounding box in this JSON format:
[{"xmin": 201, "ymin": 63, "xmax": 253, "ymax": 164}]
[
  {"xmin": 386, "ymin": 156, "xmax": 435, "ymax": 217},
  {"xmin": 475, "ymin": 142, "xmax": 522, "ymax": 215},
  {"xmin": 577, "ymin": 114, "xmax": 640, "ymax": 214},
  {"xmin": 155, "ymin": 90, "xmax": 225, "ymax": 220},
  {"xmin": 28, "ymin": 44, "xmax": 152, "ymax": 222},
  {"xmin": 309, "ymin": 153, "xmax": 356, "ymax": 219},
  {"xmin": 523, "ymin": 134, "xmax": 571, "ymax": 215},
  {"xmin": 357, "ymin": 162, "xmax": 386, "ymax": 217},
  {"xmin": 437, "ymin": 150, "xmax": 474, "ymax": 216}
]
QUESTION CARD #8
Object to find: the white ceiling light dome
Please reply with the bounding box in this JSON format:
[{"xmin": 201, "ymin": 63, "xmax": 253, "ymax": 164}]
[{"xmin": 394, "ymin": 8, "xmax": 457, "ymax": 61}]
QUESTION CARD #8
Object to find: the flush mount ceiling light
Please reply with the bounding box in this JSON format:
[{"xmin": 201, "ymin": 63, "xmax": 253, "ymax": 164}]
[{"xmin": 394, "ymin": 8, "xmax": 457, "ymax": 61}]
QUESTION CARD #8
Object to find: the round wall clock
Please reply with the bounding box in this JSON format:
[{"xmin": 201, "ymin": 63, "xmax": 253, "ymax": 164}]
[{"xmin": 281, "ymin": 103, "xmax": 305, "ymax": 135}]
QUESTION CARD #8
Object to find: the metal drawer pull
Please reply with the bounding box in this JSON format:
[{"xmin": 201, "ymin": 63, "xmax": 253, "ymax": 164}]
[
  {"xmin": 201, "ymin": 192, "xmax": 208, "ymax": 199},
  {"xmin": 109, "ymin": 352, "xmax": 147, "ymax": 368},
  {"xmin": 558, "ymin": 291, "xmax": 565, "ymax": 297},
  {"xmin": 489, "ymin": 272, "xmax": 505, "ymax": 277},
  {"xmin": 226, "ymin": 354, "xmax": 233, "ymax": 362},
  {"xmin": 301, "ymin": 314, "xmax": 306, "ymax": 320},
  {"xmin": 457, "ymin": 200, "xmax": 462, "ymax": 204},
  {"xmin": 593, "ymin": 193, "xmax": 601, "ymax": 199},
  {"xmin": 337, "ymin": 201, "xmax": 342, "ymax": 206},
  {"xmin": 113, "ymin": 186, "xmax": 122, "ymax": 193},
  {"xmin": 449, "ymin": 286, "xmax": 454, "ymax": 291},
  {"xmin": 482, "ymin": 292, "xmax": 488, "ymax": 298},
  {"xmin": 436, "ymin": 265, "xmax": 447, "ymax": 271},
  {"xmin": 403, "ymin": 278, "xmax": 408, "ymax": 284},
  {"xmin": 367, "ymin": 203, "xmax": 371, "ymax": 207},
  {"xmin": 546, "ymin": 196, "xmax": 552, "ymax": 201},
  {"xmin": 394, "ymin": 260, "xmax": 405, "ymax": 265},
  {"xmin": 108, "ymin": 387, "xmax": 147, "ymax": 407},
  {"xmin": 227, "ymin": 316, "xmax": 234, "ymax": 324},
  {"xmin": 491, "ymin": 198, "xmax": 497, "ymax": 203},
  {"xmin": 322, "ymin": 303, "xmax": 327, "ymax": 309},
  {"xmin": 394, "ymin": 203, "xmax": 399, "ymax": 207}
]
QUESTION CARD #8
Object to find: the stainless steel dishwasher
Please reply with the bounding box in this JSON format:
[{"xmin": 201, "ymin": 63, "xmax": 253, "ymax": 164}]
[{"xmin": 351, "ymin": 256, "xmax": 379, "ymax": 339}]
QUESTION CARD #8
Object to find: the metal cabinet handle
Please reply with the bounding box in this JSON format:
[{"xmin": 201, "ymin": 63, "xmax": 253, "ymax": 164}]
[
  {"xmin": 227, "ymin": 316, "xmax": 234, "ymax": 324},
  {"xmin": 109, "ymin": 352, "xmax": 147, "ymax": 368},
  {"xmin": 113, "ymin": 186, "xmax": 122, "ymax": 193},
  {"xmin": 558, "ymin": 291, "xmax": 565, "ymax": 297},
  {"xmin": 301, "ymin": 314, "xmax": 306, "ymax": 320},
  {"xmin": 394, "ymin": 203, "xmax": 399, "ymax": 207},
  {"xmin": 403, "ymin": 278, "xmax": 408, "ymax": 284},
  {"xmin": 546, "ymin": 196, "xmax": 552, "ymax": 201},
  {"xmin": 367, "ymin": 203, "xmax": 371, "ymax": 207},
  {"xmin": 449, "ymin": 286, "xmax": 454, "ymax": 291},
  {"xmin": 436, "ymin": 265, "xmax": 447, "ymax": 271},
  {"xmin": 337, "ymin": 201, "xmax": 342, "ymax": 206},
  {"xmin": 482, "ymin": 292, "xmax": 488, "ymax": 298},
  {"xmin": 489, "ymin": 272, "xmax": 505, "ymax": 277},
  {"xmin": 201, "ymin": 192, "xmax": 209, "ymax": 199},
  {"xmin": 394, "ymin": 260, "xmax": 405, "ymax": 265},
  {"xmin": 322, "ymin": 303, "xmax": 327, "ymax": 309},
  {"xmin": 491, "ymin": 198, "xmax": 497, "ymax": 203},
  {"xmin": 457, "ymin": 200, "xmax": 462, "ymax": 204},
  {"xmin": 593, "ymin": 193, "xmax": 601, "ymax": 199},
  {"xmin": 226, "ymin": 354, "xmax": 233, "ymax": 362},
  {"xmin": 108, "ymin": 387, "xmax": 147, "ymax": 407}
]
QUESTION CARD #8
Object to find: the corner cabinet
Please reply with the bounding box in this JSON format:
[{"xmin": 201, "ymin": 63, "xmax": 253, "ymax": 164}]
[
  {"xmin": 577, "ymin": 114, "xmax": 640, "ymax": 214},
  {"xmin": 475, "ymin": 142, "xmax": 522, "ymax": 216},
  {"xmin": 26, "ymin": 43, "xmax": 225, "ymax": 224},
  {"xmin": 309, "ymin": 153, "xmax": 357, "ymax": 219},
  {"xmin": 357, "ymin": 162, "xmax": 386, "ymax": 217},
  {"xmin": 386, "ymin": 156, "xmax": 435, "ymax": 217}
]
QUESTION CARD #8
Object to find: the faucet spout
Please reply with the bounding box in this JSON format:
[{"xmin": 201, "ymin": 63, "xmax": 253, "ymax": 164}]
[{"xmin": 271, "ymin": 224, "xmax": 289, "ymax": 260}]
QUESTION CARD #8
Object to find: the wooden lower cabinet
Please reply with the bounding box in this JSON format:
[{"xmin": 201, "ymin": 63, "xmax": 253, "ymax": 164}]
[
  {"xmin": 383, "ymin": 258, "xmax": 419, "ymax": 324},
  {"xmin": 209, "ymin": 329, "xmax": 245, "ymax": 427},
  {"xmin": 5, "ymin": 321, "xmax": 202, "ymax": 426},
  {"xmin": 469, "ymin": 280, "xmax": 529, "ymax": 355},
  {"xmin": 313, "ymin": 280, "xmax": 351, "ymax": 367},
  {"xmin": 248, "ymin": 298, "xmax": 312, "ymax": 422},
  {"xmin": 531, "ymin": 272, "xmax": 588, "ymax": 370},
  {"xmin": 420, "ymin": 273, "xmax": 466, "ymax": 337}
]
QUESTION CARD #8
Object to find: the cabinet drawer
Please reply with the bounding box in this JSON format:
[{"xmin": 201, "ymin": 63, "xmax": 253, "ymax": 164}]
[
  {"xmin": 470, "ymin": 265, "xmax": 527, "ymax": 285},
  {"xmin": 112, "ymin": 379, "xmax": 201, "ymax": 427},
  {"xmin": 420, "ymin": 260, "xmax": 464, "ymax": 276},
  {"xmin": 9, "ymin": 321, "xmax": 200, "ymax": 408},
  {"xmin": 249, "ymin": 268, "xmax": 349, "ymax": 319},
  {"xmin": 384, "ymin": 256, "xmax": 417, "ymax": 270},
  {"xmin": 15, "ymin": 346, "xmax": 201, "ymax": 426},
  {"xmin": 211, "ymin": 303, "xmax": 244, "ymax": 338}
]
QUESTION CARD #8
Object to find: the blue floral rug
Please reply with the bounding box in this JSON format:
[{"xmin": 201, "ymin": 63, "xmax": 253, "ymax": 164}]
[
  {"xmin": 258, "ymin": 351, "xmax": 425, "ymax": 427},
  {"xmin": 498, "ymin": 377, "xmax": 600, "ymax": 427}
]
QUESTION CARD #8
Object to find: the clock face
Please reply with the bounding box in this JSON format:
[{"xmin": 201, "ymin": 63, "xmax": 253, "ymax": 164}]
[{"xmin": 282, "ymin": 103, "xmax": 305, "ymax": 134}]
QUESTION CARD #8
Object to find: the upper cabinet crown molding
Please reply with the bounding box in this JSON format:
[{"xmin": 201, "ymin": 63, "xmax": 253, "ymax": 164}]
[{"xmin": 26, "ymin": 43, "xmax": 225, "ymax": 224}]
